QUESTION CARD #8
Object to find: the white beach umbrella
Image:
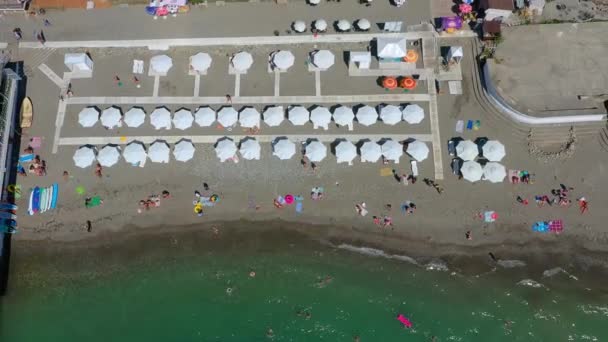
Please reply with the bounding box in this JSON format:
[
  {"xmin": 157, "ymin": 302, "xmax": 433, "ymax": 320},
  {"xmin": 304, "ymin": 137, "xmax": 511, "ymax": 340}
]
[
  {"xmin": 173, "ymin": 140, "xmax": 196, "ymax": 162},
  {"xmin": 311, "ymin": 50, "xmax": 335, "ymax": 69},
  {"xmin": 456, "ymin": 140, "xmax": 478, "ymax": 161},
  {"xmin": 150, "ymin": 55, "xmax": 173, "ymax": 73},
  {"xmin": 239, "ymin": 107, "xmax": 260, "ymax": 128},
  {"xmin": 271, "ymin": 50, "xmax": 295, "ymax": 70},
  {"xmin": 172, "ymin": 109, "xmax": 194, "ymax": 130},
  {"xmin": 360, "ymin": 141, "xmax": 382, "ymax": 163},
  {"xmin": 337, "ymin": 19, "xmax": 351, "ymax": 32},
  {"xmin": 239, "ymin": 138, "xmax": 261, "ymax": 160},
  {"xmin": 356, "ymin": 18, "xmax": 371, "ymax": 31},
  {"xmin": 73, "ymin": 146, "xmax": 96, "ymax": 168},
  {"xmin": 123, "ymin": 142, "xmax": 147, "ymax": 166},
  {"xmin": 288, "ymin": 106, "xmax": 310, "ymax": 126},
  {"xmin": 379, "ymin": 105, "xmax": 402, "ymax": 125},
  {"xmin": 189, "ymin": 53, "xmax": 212, "ymax": 72},
  {"xmin": 272, "ymin": 138, "xmax": 296, "ymax": 160},
  {"xmin": 215, "ymin": 138, "xmax": 237, "ymax": 162},
  {"xmin": 402, "ymin": 104, "xmax": 425, "ymax": 124},
  {"xmin": 381, "ymin": 139, "xmax": 403, "ymax": 161},
  {"xmin": 314, "ymin": 19, "xmax": 328, "ymax": 31},
  {"xmin": 305, "ymin": 140, "xmax": 327, "ymax": 162},
  {"xmin": 461, "ymin": 160, "xmax": 483, "ymax": 182},
  {"xmin": 483, "ymin": 162, "xmax": 507, "ymax": 183},
  {"xmin": 78, "ymin": 107, "xmax": 99, "ymax": 127},
  {"xmin": 150, "ymin": 107, "xmax": 172, "ymax": 130},
  {"xmin": 263, "ymin": 106, "xmax": 284, "ymax": 127},
  {"xmin": 482, "ymin": 140, "xmax": 506, "ymax": 162},
  {"xmin": 356, "ymin": 105, "xmax": 378, "ymax": 126},
  {"xmin": 124, "ymin": 107, "xmax": 146, "ymax": 128},
  {"xmin": 293, "ymin": 20, "xmax": 306, "ymax": 33},
  {"xmin": 335, "ymin": 140, "xmax": 357, "ymax": 164},
  {"xmin": 333, "ymin": 105, "xmax": 355, "ymax": 127},
  {"xmin": 406, "ymin": 140, "xmax": 430, "ymax": 161},
  {"xmin": 231, "ymin": 51, "xmax": 253, "ymax": 72},
  {"xmin": 194, "ymin": 107, "xmax": 216, "ymax": 127},
  {"xmin": 97, "ymin": 145, "xmax": 120, "ymax": 167},
  {"xmin": 217, "ymin": 107, "xmax": 238, "ymax": 127},
  {"xmin": 308, "ymin": 0, "xmax": 320, "ymax": 4},
  {"xmin": 100, "ymin": 106, "xmax": 122, "ymax": 129},
  {"xmin": 148, "ymin": 140, "xmax": 170, "ymax": 163},
  {"xmin": 310, "ymin": 106, "xmax": 332, "ymax": 129}
]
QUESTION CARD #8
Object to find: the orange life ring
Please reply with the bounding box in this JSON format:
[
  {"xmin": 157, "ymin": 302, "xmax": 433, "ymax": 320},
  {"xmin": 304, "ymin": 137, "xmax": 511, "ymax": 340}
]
[
  {"xmin": 382, "ymin": 77, "xmax": 398, "ymax": 90},
  {"xmin": 400, "ymin": 77, "xmax": 416, "ymax": 90}
]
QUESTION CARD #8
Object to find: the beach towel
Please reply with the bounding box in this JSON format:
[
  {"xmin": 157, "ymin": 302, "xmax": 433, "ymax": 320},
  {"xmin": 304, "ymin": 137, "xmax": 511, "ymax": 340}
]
[
  {"xmin": 466, "ymin": 120, "xmax": 474, "ymax": 130},
  {"xmin": 533, "ymin": 221, "xmax": 549, "ymax": 232},
  {"xmin": 484, "ymin": 211, "xmax": 497, "ymax": 222},
  {"xmin": 410, "ymin": 160, "xmax": 419, "ymax": 177},
  {"xmin": 19, "ymin": 154, "xmax": 35, "ymax": 163},
  {"xmin": 30, "ymin": 137, "xmax": 42, "ymax": 149},
  {"xmin": 455, "ymin": 120, "xmax": 464, "ymax": 133},
  {"xmin": 549, "ymin": 220, "xmax": 564, "ymax": 233},
  {"xmin": 380, "ymin": 167, "xmax": 393, "ymax": 176},
  {"xmin": 295, "ymin": 201, "xmax": 303, "ymax": 214},
  {"xmin": 86, "ymin": 196, "xmax": 102, "ymax": 208},
  {"xmin": 473, "ymin": 120, "xmax": 481, "ymax": 131}
]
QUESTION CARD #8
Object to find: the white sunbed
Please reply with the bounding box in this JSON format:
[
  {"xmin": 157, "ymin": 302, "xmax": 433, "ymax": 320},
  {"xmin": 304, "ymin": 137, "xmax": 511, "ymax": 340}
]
[{"xmin": 410, "ymin": 160, "xmax": 419, "ymax": 177}]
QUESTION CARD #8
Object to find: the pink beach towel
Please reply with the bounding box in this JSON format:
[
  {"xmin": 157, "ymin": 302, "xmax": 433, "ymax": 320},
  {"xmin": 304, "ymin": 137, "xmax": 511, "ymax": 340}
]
[
  {"xmin": 397, "ymin": 314, "xmax": 412, "ymax": 328},
  {"xmin": 30, "ymin": 136, "xmax": 42, "ymax": 149},
  {"xmin": 549, "ymin": 220, "xmax": 564, "ymax": 233}
]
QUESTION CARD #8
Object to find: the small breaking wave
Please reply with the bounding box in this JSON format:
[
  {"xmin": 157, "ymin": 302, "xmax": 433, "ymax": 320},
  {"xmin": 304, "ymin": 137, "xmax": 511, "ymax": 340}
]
[
  {"xmin": 497, "ymin": 259, "xmax": 527, "ymax": 268},
  {"xmin": 517, "ymin": 279, "xmax": 545, "ymax": 288},
  {"xmin": 542, "ymin": 267, "xmax": 578, "ymax": 280},
  {"xmin": 336, "ymin": 244, "xmax": 419, "ymax": 265},
  {"xmin": 425, "ymin": 260, "xmax": 449, "ymax": 272}
]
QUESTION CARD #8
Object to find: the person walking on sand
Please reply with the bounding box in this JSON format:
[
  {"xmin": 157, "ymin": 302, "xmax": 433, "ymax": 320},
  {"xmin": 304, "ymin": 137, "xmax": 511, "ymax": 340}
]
[
  {"xmin": 95, "ymin": 163, "xmax": 103, "ymax": 178},
  {"xmin": 578, "ymin": 197, "xmax": 589, "ymax": 214},
  {"xmin": 225, "ymin": 94, "xmax": 232, "ymax": 103}
]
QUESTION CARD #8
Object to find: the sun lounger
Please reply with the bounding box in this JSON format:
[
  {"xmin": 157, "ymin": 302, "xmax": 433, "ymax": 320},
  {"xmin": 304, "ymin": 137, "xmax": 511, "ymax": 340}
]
[
  {"xmin": 455, "ymin": 120, "xmax": 464, "ymax": 133},
  {"xmin": 410, "ymin": 160, "xmax": 419, "ymax": 177},
  {"xmin": 133, "ymin": 60, "xmax": 144, "ymax": 74}
]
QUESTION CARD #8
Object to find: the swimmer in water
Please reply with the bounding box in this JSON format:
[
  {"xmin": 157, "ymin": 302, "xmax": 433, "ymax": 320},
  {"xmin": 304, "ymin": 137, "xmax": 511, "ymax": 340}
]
[
  {"xmin": 305, "ymin": 311, "xmax": 311, "ymax": 320},
  {"xmin": 266, "ymin": 328, "xmax": 274, "ymax": 338},
  {"xmin": 353, "ymin": 335, "xmax": 360, "ymax": 342}
]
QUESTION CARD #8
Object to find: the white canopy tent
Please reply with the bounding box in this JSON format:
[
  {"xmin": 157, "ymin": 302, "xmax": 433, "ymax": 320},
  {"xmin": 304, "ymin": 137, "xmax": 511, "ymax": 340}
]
[
  {"xmin": 148, "ymin": 140, "xmax": 171, "ymax": 163},
  {"xmin": 293, "ymin": 20, "xmax": 306, "ymax": 33},
  {"xmin": 406, "ymin": 140, "xmax": 430, "ymax": 161},
  {"xmin": 64, "ymin": 53, "xmax": 93, "ymax": 72},
  {"xmin": 263, "ymin": 106, "xmax": 284, "ymax": 127},
  {"xmin": 333, "ymin": 105, "xmax": 355, "ymax": 127},
  {"xmin": 123, "ymin": 142, "xmax": 147, "ymax": 166},
  {"xmin": 381, "ymin": 139, "xmax": 403, "ymax": 162},
  {"xmin": 73, "ymin": 146, "xmax": 96, "ymax": 168},
  {"xmin": 336, "ymin": 19, "xmax": 351, "ymax": 31},
  {"xmin": 310, "ymin": 106, "xmax": 332, "ymax": 130},
  {"xmin": 349, "ymin": 51, "xmax": 372, "ymax": 69},
  {"xmin": 360, "ymin": 141, "xmax": 382, "ymax": 163},
  {"xmin": 288, "ymin": 106, "xmax": 310, "ymax": 126},
  {"xmin": 335, "ymin": 140, "xmax": 357, "ymax": 164},
  {"xmin": 272, "ymin": 137, "xmax": 296, "ymax": 160},
  {"xmin": 305, "ymin": 140, "xmax": 327, "ymax": 162},
  {"xmin": 231, "ymin": 51, "xmax": 253, "ymax": 72},
  {"xmin": 189, "ymin": 53, "xmax": 212, "ymax": 72},
  {"xmin": 447, "ymin": 46, "xmax": 464, "ymax": 63},
  {"xmin": 173, "ymin": 140, "xmax": 196, "ymax": 162},
  {"xmin": 100, "ymin": 107, "xmax": 122, "ymax": 129},
  {"xmin": 379, "ymin": 105, "xmax": 402, "ymax": 125},
  {"xmin": 239, "ymin": 138, "xmax": 261, "ymax": 160},
  {"xmin": 461, "ymin": 161, "xmax": 483, "ymax": 182},
  {"xmin": 124, "ymin": 107, "xmax": 146, "ymax": 128},
  {"xmin": 402, "ymin": 104, "xmax": 425, "ymax": 124},
  {"xmin": 356, "ymin": 18, "xmax": 371, "ymax": 31},
  {"xmin": 314, "ymin": 19, "xmax": 328, "ymax": 31},
  {"xmin": 239, "ymin": 107, "xmax": 261, "ymax": 128},
  {"xmin": 483, "ymin": 162, "xmax": 507, "ymax": 183},
  {"xmin": 97, "ymin": 145, "xmax": 121, "ymax": 167},
  {"xmin": 456, "ymin": 140, "xmax": 478, "ymax": 161},
  {"xmin": 217, "ymin": 107, "xmax": 238, "ymax": 127},
  {"xmin": 78, "ymin": 107, "xmax": 99, "ymax": 127},
  {"xmin": 271, "ymin": 50, "xmax": 295, "ymax": 70},
  {"xmin": 356, "ymin": 105, "xmax": 378, "ymax": 126},
  {"xmin": 150, "ymin": 55, "xmax": 173, "ymax": 74},
  {"xmin": 150, "ymin": 107, "xmax": 172, "ymax": 130},
  {"xmin": 376, "ymin": 37, "xmax": 407, "ymax": 59},
  {"xmin": 215, "ymin": 138, "xmax": 238, "ymax": 162},
  {"xmin": 482, "ymin": 140, "xmax": 506, "ymax": 162},
  {"xmin": 172, "ymin": 109, "xmax": 194, "ymax": 130},
  {"xmin": 194, "ymin": 107, "xmax": 216, "ymax": 127},
  {"xmin": 311, "ymin": 50, "xmax": 335, "ymax": 69}
]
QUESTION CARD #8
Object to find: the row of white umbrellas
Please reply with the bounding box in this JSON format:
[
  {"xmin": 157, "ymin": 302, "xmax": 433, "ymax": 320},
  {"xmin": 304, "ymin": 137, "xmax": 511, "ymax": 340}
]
[
  {"xmin": 151, "ymin": 53, "xmax": 213, "ymax": 74},
  {"xmin": 292, "ymin": 19, "xmax": 371, "ymax": 33},
  {"xmin": 460, "ymin": 161, "xmax": 507, "ymax": 183},
  {"xmin": 455, "ymin": 139, "xmax": 506, "ymax": 162}
]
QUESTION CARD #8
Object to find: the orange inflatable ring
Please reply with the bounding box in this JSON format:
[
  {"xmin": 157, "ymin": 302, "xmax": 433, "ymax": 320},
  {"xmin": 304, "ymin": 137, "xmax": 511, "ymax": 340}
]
[
  {"xmin": 400, "ymin": 77, "xmax": 417, "ymax": 90},
  {"xmin": 382, "ymin": 76, "xmax": 398, "ymax": 90},
  {"xmin": 404, "ymin": 50, "xmax": 419, "ymax": 63}
]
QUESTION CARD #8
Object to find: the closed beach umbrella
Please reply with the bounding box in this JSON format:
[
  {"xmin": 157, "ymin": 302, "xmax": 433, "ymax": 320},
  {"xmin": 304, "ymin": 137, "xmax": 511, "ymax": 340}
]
[
  {"xmin": 335, "ymin": 140, "xmax": 357, "ymax": 164},
  {"xmin": 310, "ymin": 106, "xmax": 332, "ymax": 129},
  {"xmin": 240, "ymin": 138, "xmax": 261, "ymax": 160},
  {"xmin": 150, "ymin": 107, "xmax": 172, "ymax": 130},
  {"xmin": 356, "ymin": 18, "xmax": 371, "ymax": 31},
  {"xmin": 483, "ymin": 162, "xmax": 506, "ymax": 183},
  {"xmin": 148, "ymin": 140, "xmax": 170, "ymax": 163},
  {"xmin": 215, "ymin": 138, "xmax": 237, "ymax": 162},
  {"xmin": 482, "ymin": 140, "xmax": 506, "ymax": 162},
  {"xmin": 123, "ymin": 141, "xmax": 147, "ymax": 166},
  {"xmin": 406, "ymin": 140, "xmax": 430, "ymax": 161},
  {"xmin": 337, "ymin": 19, "xmax": 351, "ymax": 31},
  {"xmin": 456, "ymin": 140, "xmax": 478, "ymax": 161},
  {"xmin": 173, "ymin": 140, "xmax": 195, "ymax": 162},
  {"xmin": 78, "ymin": 107, "xmax": 99, "ymax": 127},
  {"xmin": 231, "ymin": 51, "xmax": 253, "ymax": 72},
  {"xmin": 288, "ymin": 106, "xmax": 309, "ymax": 126},
  {"xmin": 402, "ymin": 104, "xmax": 425, "ymax": 124},
  {"xmin": 379, "ymin": 105, "xmax": 402, "ymax": 125},
  {"xmin": 150, "ymin": 55, "xmax": 173, "ymax": 73},
  {"xmin": 173, "ymin": 109, "xmax": 194, "ymax": 130},
  {"xmin": 217, "ymin": 107, "xmax": 238, "ymax": 127},
  {"xmin": 73, "ymin": 146, "xmax": 96, "ymax": 168},
  {"xmin": 194, "ymin": 106, "xmax": 215, "ymax": 127},
  {"xmin": 100, "ymin": 106, "xmax": 122, "ymax": 129},
  {"xmin": 97, "ymin": 145, "xmax": 120, "ymax": 167},
  {"xmin": 189, "ymin": 53, "xmax": 212, "ymax": 72},
  {"xmin": 461, "ymin": 160, "xmax": 483, "ymax": 182},
  {"xmin": 272, "ymin": 138, "xmax": 296, "ymax": 160},
  {"xmin": 333, "ymin": 105, "xmax": 354, "ymax": 127},
  {"xmin": 360, "ymin": 141, "xmax": 382, "ymax": 162},
  {"xmin": 293, "ymin": 20, "xmax": 306, "ymax": 33},
  {"xmin": 314, "ymin": 19, "xmax": 327, "ymax": 31},
  {"xmin": 263, "ymin": 106, "xmax": 284, "ymax": 127},
  {"xmin": 272, "ymin": 50, "xmax": 295, "ymax": 70},
  {"xmin": 239, "ymin": 107, "xmax": 260, "ymax": 128},
  {"xmin": 356, "ymin": 105, "xmax": 378, "ymax": 126},
  {"xmin": 124, "ymin": 107, "xmax": 146, "ymax": 128},
  {"xmin": 381, "ymin": 139, "xmax": 403, "ymax": 161},
  {"xmin": 305, "ymin": 140, "xmax": 327, "ymax": 162},
  {"xmin": 311, "ymin": 50, "xmax": 335, "ymax": 69}
]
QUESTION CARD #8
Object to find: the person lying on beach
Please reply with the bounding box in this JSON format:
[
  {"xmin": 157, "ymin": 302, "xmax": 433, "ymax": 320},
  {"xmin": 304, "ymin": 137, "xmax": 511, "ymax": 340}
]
[
  {"xmin": 162, "ymin": 190, "xmax": 171, "ymax": 199},
  {"xmin": 383, "ymin": 216, "xmax": 393, "ymax": 228},
  {"xmin": 355, "ymin": 203, "xmax": 368, "ymax": 216}
]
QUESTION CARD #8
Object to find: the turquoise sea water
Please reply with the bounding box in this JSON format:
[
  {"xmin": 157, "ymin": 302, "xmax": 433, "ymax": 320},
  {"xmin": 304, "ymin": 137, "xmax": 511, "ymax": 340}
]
[{"xmin": 1, "ymin": 229, "xmax": 607, "ymax": 341}]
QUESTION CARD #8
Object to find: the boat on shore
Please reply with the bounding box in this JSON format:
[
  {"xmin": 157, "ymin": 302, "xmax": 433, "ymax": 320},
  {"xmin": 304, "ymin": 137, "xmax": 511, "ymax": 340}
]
[{"xmin": 20, "ymin": 97, "xmax": 33, "ymax": 129}]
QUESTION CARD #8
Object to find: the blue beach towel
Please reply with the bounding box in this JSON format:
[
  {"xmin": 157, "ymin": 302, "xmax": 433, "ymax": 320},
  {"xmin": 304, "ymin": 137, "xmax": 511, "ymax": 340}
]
[
  {"xmin": 466, "ymin": 120, "xmax": 474, "ymax": 130},
  {"xmin": 532, "ymin": 221, "xmax": 549, "ymax": 232},
  {"xmin": 19, "ymin": 154, "xmax": 35, "ymax": 163},
  {"xmin": 295, "ymin": 201, "xmax": 303, "ymax": 214}
]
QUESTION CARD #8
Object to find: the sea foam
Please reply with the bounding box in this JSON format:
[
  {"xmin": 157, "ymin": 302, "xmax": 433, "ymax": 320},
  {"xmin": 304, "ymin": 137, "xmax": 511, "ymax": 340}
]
[{"xmin": 336, "ymin": 244, "xmax": 419, "ymax": 265}]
